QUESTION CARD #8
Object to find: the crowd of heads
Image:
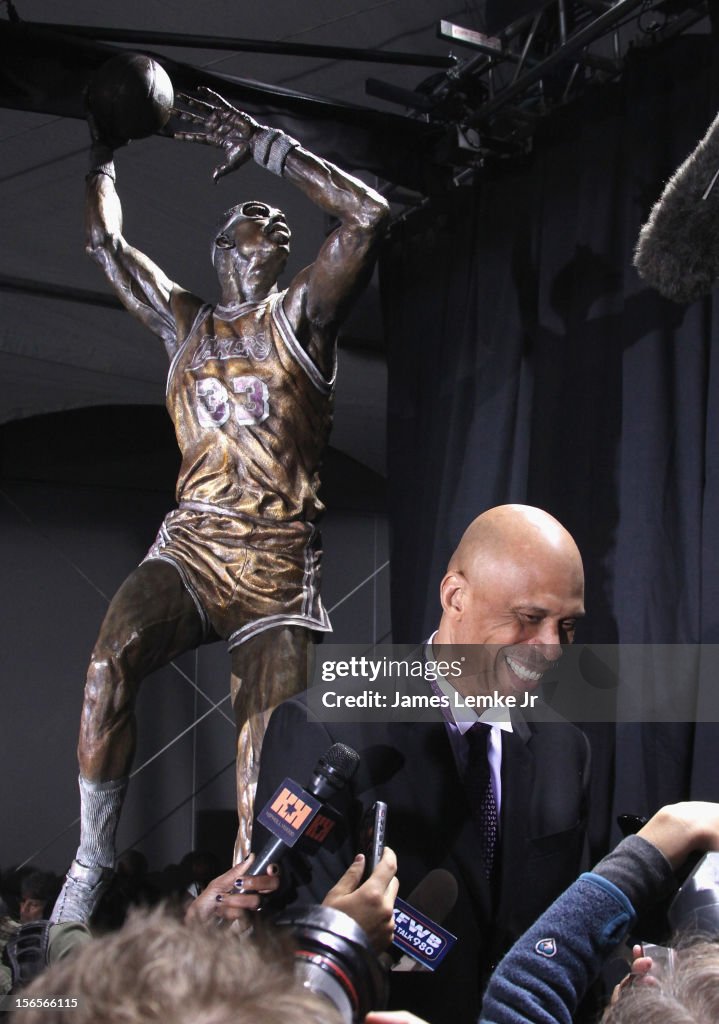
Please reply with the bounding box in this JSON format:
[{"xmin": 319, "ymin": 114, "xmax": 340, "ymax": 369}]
[{"xmin": 0, "ymin": 848, "xmax": 222, "ymax": 936}]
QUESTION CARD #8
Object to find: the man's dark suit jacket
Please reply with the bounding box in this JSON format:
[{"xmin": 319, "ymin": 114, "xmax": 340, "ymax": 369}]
[{"xmin": 252, "ymin": 693, "xmax": 590, "ymax": 1024}]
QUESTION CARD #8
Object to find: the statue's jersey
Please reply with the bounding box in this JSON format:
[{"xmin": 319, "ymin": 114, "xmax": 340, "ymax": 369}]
[
  {"xmin": 168, "ymin": 292, "xmax": 334, "ymax": 521},
  {"xmin": 143, "ymin": 291, "xmax": 334, "ymax": 648}
]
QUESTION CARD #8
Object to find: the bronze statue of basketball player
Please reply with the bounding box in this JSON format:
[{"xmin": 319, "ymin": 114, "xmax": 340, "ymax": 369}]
[{"xmin": 52, "ymin": 88, "xmax": 389, "ymax": 923}]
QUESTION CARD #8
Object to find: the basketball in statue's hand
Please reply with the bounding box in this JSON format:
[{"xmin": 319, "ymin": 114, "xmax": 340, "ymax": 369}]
[{"xmin": 87, "ymin": 53, "xmax": 174, "ymax": 145}]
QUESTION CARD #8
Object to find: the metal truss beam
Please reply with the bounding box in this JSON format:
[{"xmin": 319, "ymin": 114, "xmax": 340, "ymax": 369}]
[{"xmin": 372, "ymin": 0, "xmax": 710, "ymax": 173}]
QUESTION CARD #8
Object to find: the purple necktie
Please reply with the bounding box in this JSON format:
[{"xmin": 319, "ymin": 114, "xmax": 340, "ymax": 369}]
[{"xmin": 464, "ymin": 722, "xmax": 498, "ymax": 878}]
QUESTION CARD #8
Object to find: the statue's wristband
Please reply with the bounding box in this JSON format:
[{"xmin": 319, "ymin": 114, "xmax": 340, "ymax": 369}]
[
  {"xmin": 250, "ymin": 127, "xmax": 300, "ymax": 176},
  {"xmin": 86, "ymin": 143, "xmax": 116, "ymax": 183}
]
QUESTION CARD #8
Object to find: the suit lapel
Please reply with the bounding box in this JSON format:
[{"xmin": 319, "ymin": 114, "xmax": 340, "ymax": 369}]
[
  {"xmin": 388, "ymin": 718, "xmax": 496, "ymax": 921},
  {"xmin": 386, "ymin": 719, "xmax": 455, "ymax": 836}
]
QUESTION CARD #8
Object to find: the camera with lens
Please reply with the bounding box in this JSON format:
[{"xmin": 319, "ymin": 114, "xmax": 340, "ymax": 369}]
[
  {"xmin": 273, "ymin": 904, "xmax": 389, "ymax": 1023},
  {"xmin": 635, "ymin": 851, "xmax": 719, "ymax": 975},
  {"xmin": 668, "ymin": 851, "xmax": 719, "ymax": 935}
]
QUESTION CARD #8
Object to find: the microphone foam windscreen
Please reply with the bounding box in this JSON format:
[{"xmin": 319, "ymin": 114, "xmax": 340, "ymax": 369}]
[
  {"xmin": 634, "ymin": 109, "xmax": 719, "ymax": 303},
  {"xmin": 407, "ymin": 868, "xmax": 459, "ymax": 924}
]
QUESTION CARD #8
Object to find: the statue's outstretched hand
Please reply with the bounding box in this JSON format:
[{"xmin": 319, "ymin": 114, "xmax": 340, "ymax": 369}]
[{"xmin": 173, "ymin": 87, "xmax": 260, "ymax": 181}]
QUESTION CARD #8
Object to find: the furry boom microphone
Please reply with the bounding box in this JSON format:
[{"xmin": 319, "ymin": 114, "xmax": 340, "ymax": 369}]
[{"xmin": 634, "ymin": 110, "xmax": 719, "ymax": 303}]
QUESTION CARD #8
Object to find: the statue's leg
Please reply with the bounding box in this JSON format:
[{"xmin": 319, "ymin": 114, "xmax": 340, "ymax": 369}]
[
  {"xmin": 52, "ymin": 559, "xmax": 204, "ymax": 923},
  {"xmin": 230, "ymin": 625, "xmax": 312, "ymax": 863}
]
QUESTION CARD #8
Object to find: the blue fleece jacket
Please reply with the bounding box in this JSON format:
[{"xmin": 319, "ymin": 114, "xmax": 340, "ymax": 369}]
[{"xmin": 479, "ymin": 835, "xmax": 676, "ymax": 1024}]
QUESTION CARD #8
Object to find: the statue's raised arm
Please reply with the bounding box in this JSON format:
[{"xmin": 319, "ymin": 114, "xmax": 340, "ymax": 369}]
[
  {"xmin": 85, "ymin": 116, "xmax": 204, "ymax": 359},
  {"xmin": 174, "ymin": 88, "xmax": 390, "ymax": 377}
]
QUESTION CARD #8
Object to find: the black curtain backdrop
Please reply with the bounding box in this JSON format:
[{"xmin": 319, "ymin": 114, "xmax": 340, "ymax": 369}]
[{"xmin": 381, "ymin": 32, "xmax": 719, "ymax": 857}]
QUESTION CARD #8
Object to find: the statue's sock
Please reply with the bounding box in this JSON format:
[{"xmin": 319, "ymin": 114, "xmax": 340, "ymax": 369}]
[
  {"xmin": 50, "ymin": 775, "xmax": 128, "ymax": 924},
  {"xmin": 76, "ymin": 774, "xmax": 128, "ymax": 869}
]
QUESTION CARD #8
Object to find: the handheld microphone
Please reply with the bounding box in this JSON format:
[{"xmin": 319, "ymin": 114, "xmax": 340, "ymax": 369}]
[
  {"xmin": 404, "ymin": 868, "xmax": 459, "ymax": 925},
  {"xmin": 379, "ymin": 868, "xmax": 459, "ymax": 972},
  {"xmin": 248, "ymin": 742, "xmax": 360, "ymax": 876},
  {"xmin": 393, "ymin": 868, "xmax": 458, "ymax": 971}
]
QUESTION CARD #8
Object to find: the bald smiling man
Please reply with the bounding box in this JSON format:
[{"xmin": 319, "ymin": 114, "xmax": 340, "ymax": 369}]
[
  {"xmin": 252, "ymin": 505, "xmax": 590, "ymax": 1024},
  {"xmin": 435, "ymin": 504, "xmax": 585, "ymax": 692}
]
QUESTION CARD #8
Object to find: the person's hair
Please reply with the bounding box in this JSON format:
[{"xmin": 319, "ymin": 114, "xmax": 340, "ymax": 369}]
[
  {"xmin": 10, "ymin": 905, "xmax": 342, "ymax": 1024},
  {"xmin": 20, "ymin": 871, "xmax": 56, "ymax": 902},
  {"xmin": 604, "ymin": 940, "xmax": 719, "ymax": 1024}
]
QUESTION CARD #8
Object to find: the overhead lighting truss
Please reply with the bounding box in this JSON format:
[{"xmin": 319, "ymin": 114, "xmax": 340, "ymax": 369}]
[{"xmin": 369, "ymin": 0, "xmax": 710, "ymax": 174}]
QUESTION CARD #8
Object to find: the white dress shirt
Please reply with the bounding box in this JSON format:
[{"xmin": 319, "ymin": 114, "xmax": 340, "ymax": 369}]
[{"xmin": 426, "ymin": 632, "xmax": 513, "ymax": 820}]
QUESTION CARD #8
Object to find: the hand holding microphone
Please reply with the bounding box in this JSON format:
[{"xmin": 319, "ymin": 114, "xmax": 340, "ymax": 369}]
[
  {"xmin": 249, "ymin": 741, "xmax": 361, "ymax": 875},
  {"xmin": 184, "ymin": 854, "xmax": 280, "ymax": 925},
  {"xmin": 189, "ymin": 742, "xmax": 361, "ymax": 926}
]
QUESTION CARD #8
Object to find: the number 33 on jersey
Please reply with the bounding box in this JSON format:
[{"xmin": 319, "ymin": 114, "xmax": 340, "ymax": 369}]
[{"xmin": 168, "ymin": 292, "xmax": 335, "ymax": 521}]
